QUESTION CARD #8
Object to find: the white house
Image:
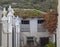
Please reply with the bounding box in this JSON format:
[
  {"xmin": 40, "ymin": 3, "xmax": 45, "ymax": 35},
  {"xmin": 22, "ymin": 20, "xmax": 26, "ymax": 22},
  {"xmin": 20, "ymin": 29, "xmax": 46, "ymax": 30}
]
[{"xmin": 0, "ymin": 6, "xmax": 56, "ymax": 47}]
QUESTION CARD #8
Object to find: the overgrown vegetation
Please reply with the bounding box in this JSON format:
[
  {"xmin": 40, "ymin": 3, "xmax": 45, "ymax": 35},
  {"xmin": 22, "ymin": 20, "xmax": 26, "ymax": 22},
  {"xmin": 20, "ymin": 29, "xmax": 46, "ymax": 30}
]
[
  {"xmin": 45, "ymin": 42, "xmax": 55, "ymax": 47},
  {"xmin": 14, "ymin": 9, "xmax": 43, "ymax": 18},
  {"xmin": 0, "ymin": 0, "xmax": 58, "ymax": 12},
  {"xmin": 44, "ymin": 9, "xmax": 58, "ymax": 33}
]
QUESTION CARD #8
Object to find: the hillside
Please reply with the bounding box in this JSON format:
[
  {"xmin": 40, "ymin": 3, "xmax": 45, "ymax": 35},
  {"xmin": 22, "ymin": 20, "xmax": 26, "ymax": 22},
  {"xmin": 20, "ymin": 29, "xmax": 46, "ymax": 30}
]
[{"xmin": 0, "ymin": 0, "xmax": 57, "ymax": 12}]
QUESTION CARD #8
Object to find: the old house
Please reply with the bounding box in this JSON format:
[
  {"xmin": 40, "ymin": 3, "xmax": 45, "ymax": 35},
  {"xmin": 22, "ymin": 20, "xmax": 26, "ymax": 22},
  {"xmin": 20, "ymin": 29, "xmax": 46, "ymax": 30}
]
[{"xmin": 0, "ymin": 6, "xmax": 57, "ymax": 47}]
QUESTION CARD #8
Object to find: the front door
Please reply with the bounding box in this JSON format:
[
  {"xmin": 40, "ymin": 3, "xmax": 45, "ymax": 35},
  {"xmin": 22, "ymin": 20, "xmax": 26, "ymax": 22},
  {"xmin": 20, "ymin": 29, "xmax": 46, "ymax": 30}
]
[{"xmin": 40, "ymin": 37, "xmax": 49, "ymax": 47}]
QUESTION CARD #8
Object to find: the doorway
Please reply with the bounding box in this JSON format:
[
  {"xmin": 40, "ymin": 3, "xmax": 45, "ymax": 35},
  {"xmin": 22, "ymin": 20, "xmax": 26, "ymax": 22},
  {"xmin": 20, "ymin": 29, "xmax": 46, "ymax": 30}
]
[{"xmin": 40, "ymin": 37, "xmax": 49, "ymax": 47}]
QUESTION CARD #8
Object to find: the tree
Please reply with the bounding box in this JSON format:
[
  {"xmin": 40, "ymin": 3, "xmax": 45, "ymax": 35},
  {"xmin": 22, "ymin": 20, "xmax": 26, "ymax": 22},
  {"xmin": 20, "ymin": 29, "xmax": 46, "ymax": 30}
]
[{"xmin": 44, "ymin": 9, "xmax": 57, "ymax": 33}]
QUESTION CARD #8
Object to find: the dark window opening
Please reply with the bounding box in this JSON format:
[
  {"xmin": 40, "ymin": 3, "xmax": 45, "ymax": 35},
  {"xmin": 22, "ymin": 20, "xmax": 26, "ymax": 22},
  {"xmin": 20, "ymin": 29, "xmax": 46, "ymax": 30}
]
[
  {"xmin": 40, "ymin": 37, "xmax": 49, "ymax": 47},
  {"xmin": 27, "ymin": 37, "xmax": 33, "ymax": 39},
  {"xmin": 21, "ymin": 20, "xmax": 29, "ymax": 24},
  {"xmin": 38, "ymin": 20, "xmax": 45, "ymax": 24},
  {"xmin": 27, "ymin": 37, "xmax": 34, "ymax": 45}
]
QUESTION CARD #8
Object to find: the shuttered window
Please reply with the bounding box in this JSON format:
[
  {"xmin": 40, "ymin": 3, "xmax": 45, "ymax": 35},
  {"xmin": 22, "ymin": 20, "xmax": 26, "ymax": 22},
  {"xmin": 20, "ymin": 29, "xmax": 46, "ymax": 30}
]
[{"xmin": 21, "ymin": 20, "xmax": 30, "ymax": 32}]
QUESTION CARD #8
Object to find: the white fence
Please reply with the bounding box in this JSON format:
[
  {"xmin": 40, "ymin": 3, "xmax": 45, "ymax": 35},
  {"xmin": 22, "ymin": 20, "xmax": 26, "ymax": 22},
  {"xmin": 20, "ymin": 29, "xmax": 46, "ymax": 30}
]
[{"xmin": 1, "ymin": 5, "xmax": 21, "ymax": 47}]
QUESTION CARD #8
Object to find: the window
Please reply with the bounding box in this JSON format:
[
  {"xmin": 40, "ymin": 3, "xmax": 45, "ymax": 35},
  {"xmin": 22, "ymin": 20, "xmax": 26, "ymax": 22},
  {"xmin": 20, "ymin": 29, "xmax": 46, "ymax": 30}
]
[
  {"xmin": 27, "ymin": 37, "xmax": 34, "ymax": 45},
  {"xmin": 27, "ymin": 37, "xmax": 33, "ymax": 39},
  {"xmin": 21, "ymin": 20, "xmax": 30, "ymax": 32},
  {"xmin": 21, "ymin": 20, "xmax": 29, "ymax": 24},
  {"xmin": 38, "ymin": 20, "xmax": 45, "ymax": 24},
  {"xmin": 37, "ymin": 19, "xmax": 46, "ymax": 32}
]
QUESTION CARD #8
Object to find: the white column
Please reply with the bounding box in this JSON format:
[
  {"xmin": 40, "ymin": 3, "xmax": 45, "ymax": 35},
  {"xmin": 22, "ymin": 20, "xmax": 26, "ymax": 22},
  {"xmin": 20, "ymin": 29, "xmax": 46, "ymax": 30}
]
[
  {"xmin": 57, "ymin": 0, "xmax": 60, "ymax": 47},
  {"xmin": 53, "ymin": 34, "xmax": 55, "ymax": 42},
  {"xmin": 7, "ymin": 6, "xmax": 14, "ymax": 47},
  {"xmin": 30, "ymin": 18, "xmax": 37, "ymax": 46},
  {"xmin": 15, "ymin": 16, "xmax": 21, "ymax": 47},
  {"xmin": 16, "ymin": 25, "xmax": 20, "ymax": 47},
  {"xmin": 2, "ymin": 8, "xmax": 7, "ymax": 16},
  {"xmin": 1, "ymin": 16, "xmax": 8, "ymax": 47},
  {"xmin": 1, "ymin": 16, "xmax": 7, "ymax": 33},
  {"xmin": 30, "ymin": 18, "xmax": 37, "ymax": 37},
  {"xmin": 1, "ymin": 8, "xmax": 8, "ymax": 47}
]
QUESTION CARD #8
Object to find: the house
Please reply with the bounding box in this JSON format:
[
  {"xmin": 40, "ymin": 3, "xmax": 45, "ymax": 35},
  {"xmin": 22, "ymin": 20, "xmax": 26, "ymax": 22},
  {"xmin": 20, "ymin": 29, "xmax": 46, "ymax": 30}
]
[{"xmin": 0, "ymin": 6, "xmax": 56, "ymax": 47}]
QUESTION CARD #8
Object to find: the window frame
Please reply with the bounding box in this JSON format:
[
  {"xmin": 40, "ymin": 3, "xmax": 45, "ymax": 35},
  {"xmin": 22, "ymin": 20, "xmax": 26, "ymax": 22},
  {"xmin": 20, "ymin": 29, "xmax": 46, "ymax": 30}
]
[
  {"xmin": 37, "ymin": 18, "xmax": 46, "ymax": 32},
  {"xmin": 37, "ymin": 19, "xmax": 45, "ymax": 24},
  {"xmin": 21, "ymin": 20, "xmax": 30, "ymax": 24},
  {"xmin": 21, "ymin": 20, "xmax": 30, "ymax": 32}
]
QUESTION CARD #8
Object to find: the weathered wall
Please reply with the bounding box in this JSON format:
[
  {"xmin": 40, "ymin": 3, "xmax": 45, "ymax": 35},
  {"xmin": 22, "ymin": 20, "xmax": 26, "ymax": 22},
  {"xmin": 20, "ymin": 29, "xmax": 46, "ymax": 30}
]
[{"xmin": 21, "ymin": 18, "xmax": 49, "ymax": 45}]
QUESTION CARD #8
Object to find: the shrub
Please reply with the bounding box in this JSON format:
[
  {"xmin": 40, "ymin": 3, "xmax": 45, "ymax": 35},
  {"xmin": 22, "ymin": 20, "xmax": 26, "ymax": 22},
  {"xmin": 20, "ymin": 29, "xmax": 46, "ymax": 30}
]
[{"xmin": 45, "ymin": 42, "xmax": 55, "ymax": 47}]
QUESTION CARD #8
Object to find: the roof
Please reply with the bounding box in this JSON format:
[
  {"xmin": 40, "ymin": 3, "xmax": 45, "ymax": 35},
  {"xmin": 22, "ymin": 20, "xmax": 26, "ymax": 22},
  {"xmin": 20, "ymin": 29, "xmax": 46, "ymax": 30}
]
[{"xmin": 14, "ymin": 8, "xmax": 47, "ymax": 18}]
